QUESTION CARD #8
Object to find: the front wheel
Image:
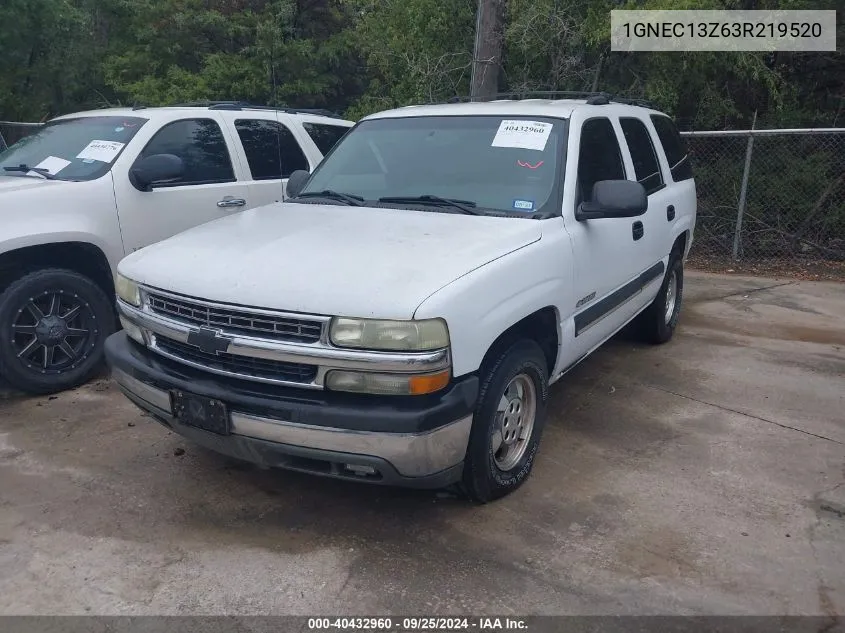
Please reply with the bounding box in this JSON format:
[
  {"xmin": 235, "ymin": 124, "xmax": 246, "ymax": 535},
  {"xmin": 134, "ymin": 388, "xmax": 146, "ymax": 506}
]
[
  {"xmin": 0, "ymin": 269, "xmax": 116, "ymax": 395},
  {"xmin": 461, "ymin": 340, "xmax": 549, "ymax": 503}
]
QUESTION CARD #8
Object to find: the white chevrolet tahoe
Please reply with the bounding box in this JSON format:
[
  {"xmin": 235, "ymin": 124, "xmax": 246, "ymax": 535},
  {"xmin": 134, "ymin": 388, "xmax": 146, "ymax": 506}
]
[
  {"xmin": 0, "ymin": 103, "xmax": 353, "ymax": 394},
  {"xmin": 106, "ymin": 94, "xmax": 696, "ymax": 502}
]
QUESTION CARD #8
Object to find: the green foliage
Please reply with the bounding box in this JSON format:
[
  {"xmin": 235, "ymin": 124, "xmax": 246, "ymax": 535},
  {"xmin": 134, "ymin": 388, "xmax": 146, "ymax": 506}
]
[
  {"xmin": 344, "ymin": 0, "xmax": 475, "ymax": 115},
  {"xmin": 0, "ymin": 0, "xmax": 841, "ymax": 130}
]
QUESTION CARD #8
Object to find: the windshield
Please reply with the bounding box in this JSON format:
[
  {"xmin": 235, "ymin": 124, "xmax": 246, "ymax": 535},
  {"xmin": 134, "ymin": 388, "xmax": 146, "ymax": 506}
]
[
  {"xmin": 300, "ymin": 115, "xmax": 567, "ymax": 216},
  {"xmin": 0, "ymin": 116, "xmax": 148, "ymax": 181}
]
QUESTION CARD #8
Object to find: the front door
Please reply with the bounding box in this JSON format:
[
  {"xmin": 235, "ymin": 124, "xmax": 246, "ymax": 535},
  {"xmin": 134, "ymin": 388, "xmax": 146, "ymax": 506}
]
[
  {"xmin": 114, "ymin": 117, "xmax": 252, "ymax": 253},
  {"xmin": 565, "ymin": 116, "xmax": 660, "ymax": 358}
]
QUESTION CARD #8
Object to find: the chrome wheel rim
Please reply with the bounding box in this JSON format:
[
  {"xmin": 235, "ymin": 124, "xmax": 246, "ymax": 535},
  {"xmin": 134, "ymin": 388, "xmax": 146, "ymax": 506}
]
[
  {"xmin": 10, "ymin": 290, "xmax": 98, "ymax": 375},
  {"xmin": 664, "ymin": 271, "xmax": 678, "ymax": 325},
  {"xmin": 492, "ymin": 373, "xmax": 537, "ymax": 471}
]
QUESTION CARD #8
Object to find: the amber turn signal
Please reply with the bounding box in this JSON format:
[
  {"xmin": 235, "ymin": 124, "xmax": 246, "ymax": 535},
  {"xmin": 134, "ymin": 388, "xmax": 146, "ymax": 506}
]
[{"xmin": 408, "ymin": 370, "xmax": 451, "ymax": 395}]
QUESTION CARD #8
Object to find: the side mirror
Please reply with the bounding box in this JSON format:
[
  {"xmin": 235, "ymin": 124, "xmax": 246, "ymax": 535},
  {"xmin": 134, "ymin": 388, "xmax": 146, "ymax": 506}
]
[
  {"xmin": 576, "ymin": 180, "xmax": 647, "ymax": 221},
  {"xmin": 130, "ymin": 154, "xmax": 184, "ymax": 192},
  {"xmin": 286, "ymin": 169, "xmax": 310, "ymax": 198}
]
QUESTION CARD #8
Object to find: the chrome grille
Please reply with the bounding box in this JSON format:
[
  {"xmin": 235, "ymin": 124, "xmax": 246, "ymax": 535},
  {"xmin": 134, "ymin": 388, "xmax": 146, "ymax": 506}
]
[
  {"xmin": 147, "ymin": 293, "xmax": 323, "ymax": 343},
  {"xmin": 155, "ymin": 337, "xmax": 317, "ymax": 384}
]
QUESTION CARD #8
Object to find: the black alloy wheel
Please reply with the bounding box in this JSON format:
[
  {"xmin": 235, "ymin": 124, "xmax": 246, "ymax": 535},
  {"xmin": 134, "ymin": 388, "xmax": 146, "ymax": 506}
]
[{"xmin": 0, "ymin": 269, "xmax": 115, "ymax": 394}]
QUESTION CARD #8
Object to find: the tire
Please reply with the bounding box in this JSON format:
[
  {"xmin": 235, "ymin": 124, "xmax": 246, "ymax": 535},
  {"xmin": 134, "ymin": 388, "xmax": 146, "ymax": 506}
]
[
  {"xmin": 461, "ymin": 339, "xmax": 549, "ymax": 503},
  {"xmin": 0, "ymin": 268, "xmax": 116, "ymax": 395},
  {"xmin": 636, "ymin": 251, "xmax": 684, "ymax": 344}
]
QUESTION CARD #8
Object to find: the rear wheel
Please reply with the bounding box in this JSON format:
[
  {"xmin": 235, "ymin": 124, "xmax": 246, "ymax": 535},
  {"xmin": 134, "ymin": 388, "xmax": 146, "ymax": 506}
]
[
  {"xmin": 636, "ymin": 251, "xmax": 684, "ymax": 344},
  {"xmin": 0, "ymin": 269, "xmax": 115, "ymax": 394},
  {"xmin": 461, "ymin": 340, "xmax": 549, "ymax": 503}
]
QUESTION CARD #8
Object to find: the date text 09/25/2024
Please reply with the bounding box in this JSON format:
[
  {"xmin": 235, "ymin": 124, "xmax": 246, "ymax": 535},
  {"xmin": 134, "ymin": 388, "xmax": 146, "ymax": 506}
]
[{"xmin": 307, "ymin": 617, "xmax": 529, "ymax": 631}]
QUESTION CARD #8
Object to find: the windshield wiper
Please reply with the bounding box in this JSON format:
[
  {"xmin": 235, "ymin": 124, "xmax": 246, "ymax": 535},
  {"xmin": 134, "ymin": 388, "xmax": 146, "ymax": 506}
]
[
  {"xmin": 378, "ymin": 195, "xmax": 479, "ymax": 215},
  {"xmin": 293, "ymin": 190, "xmax": 365, "ymax": 206},
  {"xmin": 2, "ymin": 164, "xmax": 58, "ymax": 180}
]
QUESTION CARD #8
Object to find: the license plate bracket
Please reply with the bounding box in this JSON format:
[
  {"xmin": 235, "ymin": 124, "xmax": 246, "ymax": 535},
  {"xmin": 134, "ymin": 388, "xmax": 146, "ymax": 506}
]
[{"xmin": 171, "ymin": 390, "xmax": 230, "ymax": 435}]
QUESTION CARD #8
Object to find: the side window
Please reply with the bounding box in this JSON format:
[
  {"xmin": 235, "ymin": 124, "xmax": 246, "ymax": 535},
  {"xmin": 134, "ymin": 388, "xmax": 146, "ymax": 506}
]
[
  {"xmin": 234, "ymin": 119, "xmax": 309, "ymax": 180},
  {"xmin": 577, "ymin": 118, "xmax": 626, "ymax": 202},
  {"xmin": 650, "ymin": 115, "xmax": 693, "ymax": 181},
  {"xmin": 302, "ymin": 123, "xmax": 350, "ymax": 155},
  {"xmin": 620, "ymin": 117, "xmax": 664, "ymax": 195},
  {"xmin": 137, "ymin": 119, "xmax": 234, "ymax": 186}
]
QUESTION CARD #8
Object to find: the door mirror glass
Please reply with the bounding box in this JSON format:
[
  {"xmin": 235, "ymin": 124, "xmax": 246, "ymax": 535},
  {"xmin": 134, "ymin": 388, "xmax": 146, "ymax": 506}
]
[
  {"xmin": 286, "ymin": 169, "xmax": 310, "ymax": 198},
  {"xmin": 576, "ymin": 179, "xmax": 647, "ymax": 220},
  {"xmin": 130, "ymin": 153, "xmax": 184, "ymax": 191}
]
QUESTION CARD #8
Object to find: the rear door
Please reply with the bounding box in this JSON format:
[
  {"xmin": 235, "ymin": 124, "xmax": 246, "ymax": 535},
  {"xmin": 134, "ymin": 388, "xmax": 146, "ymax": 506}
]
[
  {"xmin": 230, "ymin": 117, "xmax": 313, "ymax": 208},
  {"xmin": 619, "ymin": 115, "xmax": 674, "ymax": 283},
  {"xmin": 114, "ymin": 116, "xmax": 252, "ymax": 253},
  {"xmin": 649, "ymin": 114, "xmax": 697, "ymax": 252},
  {"xmin": 299, "ymin": 121, "xmax": 351, "ymax": 157}
]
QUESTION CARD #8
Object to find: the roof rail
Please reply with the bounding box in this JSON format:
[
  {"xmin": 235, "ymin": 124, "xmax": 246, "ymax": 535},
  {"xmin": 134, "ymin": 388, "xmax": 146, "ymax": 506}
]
[
  {"xmin": 443, "ymin": 91, "xmax": 655, "ymax": 109},
  {"xmin": 169, "ymin": 101, "xmax": 344, "ymax": 119}
]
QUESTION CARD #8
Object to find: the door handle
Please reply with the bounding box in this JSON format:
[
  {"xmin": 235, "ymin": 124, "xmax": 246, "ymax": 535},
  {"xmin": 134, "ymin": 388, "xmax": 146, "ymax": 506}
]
[
  {"xmin": 632, "ymin": 221, "xmax": 644, "ymax": 241},
  {"xmin": 667, "ymin": 205, "xmax": 676, "ymax": 221},
  {"xmin": 217, "ymin": 197, "xmax": 246, "ymax": 208}
]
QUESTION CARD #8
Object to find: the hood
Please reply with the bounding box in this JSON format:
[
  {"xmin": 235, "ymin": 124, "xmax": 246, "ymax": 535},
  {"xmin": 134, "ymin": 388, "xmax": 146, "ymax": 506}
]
[
  {"xmin": 0, "ymin": 175, "xmax": 68, "ymax": 195},
  {"xmin": 120, "ymin": 202, "xmax": 542, "ymax": 319}
]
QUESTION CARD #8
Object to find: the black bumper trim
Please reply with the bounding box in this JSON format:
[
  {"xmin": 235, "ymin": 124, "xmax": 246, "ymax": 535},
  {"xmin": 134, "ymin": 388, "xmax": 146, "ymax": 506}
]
[{"xmin": 105, "ymin": 331, "xmax": 479, "ymax": 435}]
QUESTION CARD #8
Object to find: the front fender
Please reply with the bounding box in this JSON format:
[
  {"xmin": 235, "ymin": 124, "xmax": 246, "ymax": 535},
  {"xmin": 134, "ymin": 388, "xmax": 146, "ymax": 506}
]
[
  {"xmin": 0, "ymin": 176, "xmax": 124, "ymax": 273},
  {"xmin": 414, "ymin": 226, "xmax": 573, "ymax": 378}
]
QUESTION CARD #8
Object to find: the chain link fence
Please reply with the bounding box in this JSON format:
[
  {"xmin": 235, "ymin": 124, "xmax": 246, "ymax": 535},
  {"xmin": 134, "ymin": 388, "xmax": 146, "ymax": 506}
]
[
  {"xmin": 0, "ymin": 121, "xmax": 43, "ymax": 151},
  {"xmin": 682, "ymin": 128, "xmax": 845, "ymax": 279}
]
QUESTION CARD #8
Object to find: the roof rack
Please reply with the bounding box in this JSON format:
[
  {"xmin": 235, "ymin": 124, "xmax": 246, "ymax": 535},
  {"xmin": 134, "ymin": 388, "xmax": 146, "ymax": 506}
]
[
  {"xmin": 169, "ymin": 101, "xmax": 343, "ymax": 119},
  {"xmin": 443, "ymin": 91, "xmax": 655, "ymax": 109}
]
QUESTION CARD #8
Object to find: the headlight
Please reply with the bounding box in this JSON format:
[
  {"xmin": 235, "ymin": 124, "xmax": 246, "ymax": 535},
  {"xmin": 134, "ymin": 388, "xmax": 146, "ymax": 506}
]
[
  {"xmin": 115, "ymin": 273, "xmax": 140, "ymax": 307},
  {"xmin": 329, "ymin": 317, "xmax": 449, "ymax": 351}
]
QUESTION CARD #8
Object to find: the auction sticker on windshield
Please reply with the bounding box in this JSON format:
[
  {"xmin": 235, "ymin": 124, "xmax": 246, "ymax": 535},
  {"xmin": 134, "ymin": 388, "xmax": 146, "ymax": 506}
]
[
  {"xmin": 33, "ymin": 156, "xmax": 71, "ymax": 175},
  {"xmin": 76, "ymin": 140, "xmax": 125, "ymax": 163},
  {"xmin": 491, "ymin": 120, "xmax": 553, "ymax": 151}
]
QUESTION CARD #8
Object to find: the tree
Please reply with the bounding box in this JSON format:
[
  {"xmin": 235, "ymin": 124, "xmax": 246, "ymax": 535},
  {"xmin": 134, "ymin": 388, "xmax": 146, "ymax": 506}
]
[{"xmin": 470, "ymin": 0, "xmax": 506, "ymax": 99}]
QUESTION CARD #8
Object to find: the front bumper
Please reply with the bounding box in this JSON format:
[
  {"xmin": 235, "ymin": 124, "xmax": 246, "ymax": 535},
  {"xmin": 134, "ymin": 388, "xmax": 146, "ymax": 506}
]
[{"xmin": 105, "ymin": 332, "xmax": 479, "ymax": 488}]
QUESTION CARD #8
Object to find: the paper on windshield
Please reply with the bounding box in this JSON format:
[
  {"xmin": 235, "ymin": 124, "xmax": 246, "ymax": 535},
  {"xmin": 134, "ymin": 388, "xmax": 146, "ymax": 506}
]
[
  {"xmin": 33, "ymin": 156, "xmax": 71, "ymax": 175},
  {"xmin": 76, "ymin": 140, "xmax": 125, "ymax": 163},
  {"xmin": 491, "ymin": 120, "xmax": 553, "ymax": 151}
]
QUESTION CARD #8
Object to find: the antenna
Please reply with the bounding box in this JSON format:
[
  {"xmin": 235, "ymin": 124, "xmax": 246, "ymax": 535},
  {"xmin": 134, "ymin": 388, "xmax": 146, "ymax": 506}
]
[{"xmin": 270, "ymin": 29, "xmax": 286, "ymax": 203}]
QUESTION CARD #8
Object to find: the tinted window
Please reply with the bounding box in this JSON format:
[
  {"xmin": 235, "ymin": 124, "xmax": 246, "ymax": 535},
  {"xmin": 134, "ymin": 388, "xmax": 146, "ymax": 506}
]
[
  {"xmin": 577, "ymin": 118, "xmax": 625, "ymax": 202},
  {"xmin": 620, "ymin": 117, "xmax": 664, "ymax": 195},
  {"xmin": 0, "ymin": 116, "xmax": 147, "ymax": 182},
  {"xmin": 301, "ymin": 116, "xmax": 567, "ymax": 217},
  {"xmin": 235, "ymin": 119, "xmax": 308, "ymax": 179},
  {"xmin": 650, "ymin": 115, "xmax": 693, "ymax": 181},
  {"xmin": 137, "ymin": 119, "xmax": 234, "ymax": 186},
  {"xmin": 303, "ymin": 123, "xmax": 350, "ymax": 155}
]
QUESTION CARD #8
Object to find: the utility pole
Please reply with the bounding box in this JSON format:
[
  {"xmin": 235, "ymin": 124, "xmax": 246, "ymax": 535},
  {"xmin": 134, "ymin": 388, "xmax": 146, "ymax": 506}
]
[{"xmin": 470, "ymin": 0, "xmax": 506, "ymax": 101}]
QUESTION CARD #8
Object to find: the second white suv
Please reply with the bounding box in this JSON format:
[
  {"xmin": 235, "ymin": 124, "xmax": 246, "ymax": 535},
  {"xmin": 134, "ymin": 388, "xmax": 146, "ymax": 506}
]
[
  {"xmin": 0, "ymin": 102, "xmax": 353, "ymax": 394},
  {"xmin": 107, "ymin": 93, "xmax": 696, "ymax": 502}
]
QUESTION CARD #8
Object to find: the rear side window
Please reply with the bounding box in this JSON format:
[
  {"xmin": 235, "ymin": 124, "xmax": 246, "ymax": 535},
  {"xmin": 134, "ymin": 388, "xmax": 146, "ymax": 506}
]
[
  {"xmin": 235, "ymin": 119, "xmax": 309, "ymax": 179},
  {"xmin": 302, "ymin": 123, "xmax": 350, "ymax": 155},
  {"xmin": 650, "ymin": 115, "xmax": 693, "ymax": 181},
  {"xmin": 137, "ymin": 118, "xmax": 235, "ymax": 186},
  {"xmin": 620, "ymin": 117, "xmax": 664, "ymax": 195},
  {"xmin": 577, "ymin": 118, "xmax": 626, "ymax": 202}
]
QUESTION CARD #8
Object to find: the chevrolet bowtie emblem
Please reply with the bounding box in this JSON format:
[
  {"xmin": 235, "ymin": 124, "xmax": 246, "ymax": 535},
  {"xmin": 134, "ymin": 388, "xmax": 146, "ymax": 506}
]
[{"xmin": 186, "ymin": 327, "xmax": 232, "ymax": 355}]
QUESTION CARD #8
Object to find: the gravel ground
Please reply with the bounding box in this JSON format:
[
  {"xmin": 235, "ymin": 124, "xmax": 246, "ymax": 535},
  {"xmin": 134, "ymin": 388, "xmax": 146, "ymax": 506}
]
[{"xmin": 1, "ymin": 272, "xmax": 843, "ymax": 616}]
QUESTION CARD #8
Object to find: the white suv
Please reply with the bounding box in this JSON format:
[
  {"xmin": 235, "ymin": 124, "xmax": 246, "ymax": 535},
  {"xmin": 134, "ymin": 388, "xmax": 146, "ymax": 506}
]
[
  {"xmin": 106, "ymin": 94, "xmax": 696, "ymax": 502},
  {"xmin": 0, "ymin": 103, "xmax": 353, "ymax": 394}
]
